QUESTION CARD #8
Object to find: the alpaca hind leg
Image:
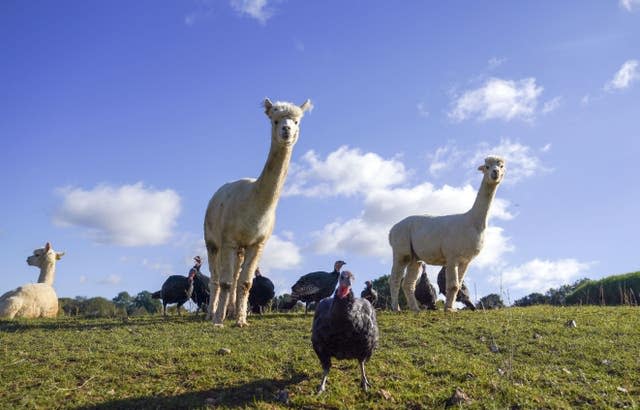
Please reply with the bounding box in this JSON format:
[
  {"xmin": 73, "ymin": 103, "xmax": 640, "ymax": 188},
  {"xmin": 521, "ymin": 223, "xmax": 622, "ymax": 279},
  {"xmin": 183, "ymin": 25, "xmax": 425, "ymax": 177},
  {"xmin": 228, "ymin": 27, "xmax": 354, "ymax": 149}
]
[
  {"xmin": 0, "ymin": 296, "xmax": 21, "ymax": 320},
  {"xmin": 444, "ymin": 262, "xmax": 460, "ymax": 311},
  {"xmin": 212, "ymin": 246, "xmax": 239, "ymax": 327},
  {"xmin": 234, "ymin": 243, "xmax": 264, "ymax": 327},
  {"xmin": 389, "ymin": 251, "xmax": 410, "ymax": 311},
  {"xmin": 206, "ymin": 244, "xmax": 219, "ymax": 321},
  {"xmin": 401, "ymin": 259, "xmax": 422, "ymax": 311}
]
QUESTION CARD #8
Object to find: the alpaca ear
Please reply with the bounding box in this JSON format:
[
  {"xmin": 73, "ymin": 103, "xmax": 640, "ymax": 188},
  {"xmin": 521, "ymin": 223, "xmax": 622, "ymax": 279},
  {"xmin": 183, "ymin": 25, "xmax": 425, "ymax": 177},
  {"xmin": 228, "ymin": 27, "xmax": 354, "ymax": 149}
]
[
  {"xmin": 300, "ymin": 99, "xmax": 313, "ymax": 113},
  {"xmin": 44, "ymin": 242, "xmax": 51, "ymax": 252},
  {"xmin": 478, "ymin": 165, "xmax": 485, "ymax": 172},
  {"xmin": 263, "ymin": 98, "xmax": 273, "ymax": 115},
  {"xmin": 56, "ymin": 252, "xmax": 65, "ymax": 260}
]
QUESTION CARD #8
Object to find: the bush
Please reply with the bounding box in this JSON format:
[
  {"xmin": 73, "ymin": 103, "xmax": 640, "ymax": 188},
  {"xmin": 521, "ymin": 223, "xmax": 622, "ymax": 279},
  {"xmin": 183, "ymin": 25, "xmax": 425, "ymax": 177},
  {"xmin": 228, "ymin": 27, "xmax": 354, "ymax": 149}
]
[{"xmin": 566, "ymin": 272, "xmax": 640, "ymax": 306}]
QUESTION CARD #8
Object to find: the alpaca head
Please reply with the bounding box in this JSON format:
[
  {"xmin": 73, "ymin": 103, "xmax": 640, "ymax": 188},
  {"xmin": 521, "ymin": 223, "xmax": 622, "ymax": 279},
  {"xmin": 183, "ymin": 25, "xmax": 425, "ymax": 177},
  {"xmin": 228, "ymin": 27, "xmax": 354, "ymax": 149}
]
[
  {"xmin": 26, "ymin": 242, "xmax": 65, "ymax": 270},
  {"xmin": 336, "ymin": 270, "xmax": 354, "ymax": 299},
  {"xmin": 264, "ymin": 98, "xmax": 313, "ymax": 147},
  {"xmin": 478, "ymin": 156, "xmax": 506, "ymax": 185}
]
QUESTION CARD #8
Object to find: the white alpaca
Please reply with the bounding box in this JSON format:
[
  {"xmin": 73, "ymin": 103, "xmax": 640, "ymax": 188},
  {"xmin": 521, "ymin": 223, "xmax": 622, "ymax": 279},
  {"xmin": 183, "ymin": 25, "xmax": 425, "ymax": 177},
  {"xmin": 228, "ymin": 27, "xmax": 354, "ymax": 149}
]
[
  {"xmin": 0, "ymin": 242, "xmax": 65, "ymax": 319},
  {"xmin": 204, "ymin": 98, "xmax": 312, "ymax": 327},
  {"xmin": 388, "ymin": 156, "xmax": 506, "ymax": 312}
]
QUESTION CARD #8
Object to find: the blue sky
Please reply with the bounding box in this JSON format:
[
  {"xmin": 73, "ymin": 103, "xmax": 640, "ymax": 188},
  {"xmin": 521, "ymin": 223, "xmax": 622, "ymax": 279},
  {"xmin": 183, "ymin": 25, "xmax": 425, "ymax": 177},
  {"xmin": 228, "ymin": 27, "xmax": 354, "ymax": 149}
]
[{"xmin": 1, "ymin": 1, "xmax": 639, "ymax": 306}]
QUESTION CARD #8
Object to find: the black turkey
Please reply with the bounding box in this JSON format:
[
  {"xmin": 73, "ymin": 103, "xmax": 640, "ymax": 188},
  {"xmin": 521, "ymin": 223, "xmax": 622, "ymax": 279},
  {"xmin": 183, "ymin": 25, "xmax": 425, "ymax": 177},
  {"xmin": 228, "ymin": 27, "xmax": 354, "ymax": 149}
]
[
  {"xmin": 248, "ymin": 268, "xmax": 275, "ymax": 314},
  {"xmin": 415, "ymin": 265, "xmax": 437, "ymax": 310},
  {"xmin": 152, "ymin": 269, "xmax": 196, "ymax": 316},
  {"xmin": 291, "ymin": 260, "xmax": 346, "ymax": 314},
  {"xmin": 311, "ymin": 271, "xmax": 379, "ymax": 393},
  {"xmin": 360, "ymin": 280, "xmax": 378, "ymax": 307},
  {"xmin": 437, "ymin": 266, "xmax": 476, "ymax": 310}
]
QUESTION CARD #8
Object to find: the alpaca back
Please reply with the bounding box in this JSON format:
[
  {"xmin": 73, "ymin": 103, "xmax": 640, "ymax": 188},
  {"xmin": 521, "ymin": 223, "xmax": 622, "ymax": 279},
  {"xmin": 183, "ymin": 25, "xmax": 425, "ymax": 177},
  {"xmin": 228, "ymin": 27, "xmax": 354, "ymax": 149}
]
[{"xmin": 0, "ymin": 283, "xmax": 58, "ymax": 319}]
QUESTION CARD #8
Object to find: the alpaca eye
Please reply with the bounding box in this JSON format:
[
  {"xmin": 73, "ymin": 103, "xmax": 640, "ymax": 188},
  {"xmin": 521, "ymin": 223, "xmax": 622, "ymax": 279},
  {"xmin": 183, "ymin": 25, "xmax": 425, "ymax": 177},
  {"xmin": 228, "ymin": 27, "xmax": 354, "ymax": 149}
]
[
  {"xmin": 274, "ymin": 120, "xmax": 279, "ymax": 125},
  {"xmin": 294, "ymin": 121, "xmax": 298, "ymax": 125},
  {"xmin": 485, "ymin": 165, "xmax": 489, "ymax": 169}
]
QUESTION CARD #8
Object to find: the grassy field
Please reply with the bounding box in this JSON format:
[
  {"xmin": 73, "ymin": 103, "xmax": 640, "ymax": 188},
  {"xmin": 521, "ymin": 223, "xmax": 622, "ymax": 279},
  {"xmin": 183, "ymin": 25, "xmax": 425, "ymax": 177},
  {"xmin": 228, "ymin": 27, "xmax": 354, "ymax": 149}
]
[{"xmin": 1, "ymin": 306, "xmax": 638, "ymax": 409}]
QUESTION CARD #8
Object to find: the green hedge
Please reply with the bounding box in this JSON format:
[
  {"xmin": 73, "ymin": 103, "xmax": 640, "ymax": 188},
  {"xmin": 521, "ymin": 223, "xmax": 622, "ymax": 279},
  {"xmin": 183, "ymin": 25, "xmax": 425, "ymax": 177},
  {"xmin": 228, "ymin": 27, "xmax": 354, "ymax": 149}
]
[{"xmin": 566, "ymin": 271, "xmax": 640, "ymax": 306}]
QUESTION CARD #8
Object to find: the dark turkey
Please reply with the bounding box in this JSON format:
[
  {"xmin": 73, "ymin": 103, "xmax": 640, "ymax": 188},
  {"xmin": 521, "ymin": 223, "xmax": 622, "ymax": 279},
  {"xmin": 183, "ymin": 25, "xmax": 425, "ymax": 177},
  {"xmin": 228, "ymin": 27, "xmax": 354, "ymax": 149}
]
[
  {"xmin": 360, "ymin": 280, "xmax": 378, "ymax": 307},
  {"xmin": 248, "ymin": 269, "xmax": 275, "ymax": 314},
  {"xmin": 311, "ymin": 271, "xmax": 379, "ymax": 393},
  {"xmin": 151, "ymin": 269, "xmax": 196, "ymax": 316},
  {"xmin": 415, "ymin": 268, "xmax": 437, "ymax": 310},
  {"xmin": 191, "ymin": 269, "xmax": 210, "ymax": 315},
  {"xmin": 437, "ymin": 266, "xmax": 476, "ymax": 310},
  {"xmin": 291, "ymin": 260, "xmax": 346, "ymax": 314}
]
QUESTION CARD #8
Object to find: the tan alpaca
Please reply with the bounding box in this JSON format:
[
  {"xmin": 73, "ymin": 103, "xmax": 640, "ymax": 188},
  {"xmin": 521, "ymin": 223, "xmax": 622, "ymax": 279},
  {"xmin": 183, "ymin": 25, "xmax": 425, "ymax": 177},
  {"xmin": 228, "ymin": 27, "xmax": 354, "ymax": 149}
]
[
  {"xmin": 0, "ymin": 242, "xmax": 65, "ymax": 319},
  {"xmin": 204, "ymin": 98, "xmax": 312, "ymax": 327},
  {"xmin": 388, "ymin": 156, "xmax": 506, "ymax": 312}
]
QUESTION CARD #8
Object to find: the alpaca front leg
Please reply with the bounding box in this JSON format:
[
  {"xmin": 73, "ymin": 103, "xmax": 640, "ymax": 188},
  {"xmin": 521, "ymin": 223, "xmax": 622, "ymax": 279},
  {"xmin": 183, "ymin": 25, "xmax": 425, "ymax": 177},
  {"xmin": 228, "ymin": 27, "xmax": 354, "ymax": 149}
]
[
  {"xmin": 234, "ymin": 244, "xmax": 264, "ymax": 327},
  {"xmin": 389, "ymin": 252, "xmax": 409, "ymax": 311},
  {"xmin": 444, "ymin": 262, "xmax": 460, "ymax": 311},
  {"xmin": 401, "ymin": 259, "xmax": 422, "ymax": 312},
  {"xmin": 212, "ymin": 246, "xmax": 239, "ymax": 327},
  {"xmin": 227, "ymin": 251, "xmax": 244, "ymax": 319}
]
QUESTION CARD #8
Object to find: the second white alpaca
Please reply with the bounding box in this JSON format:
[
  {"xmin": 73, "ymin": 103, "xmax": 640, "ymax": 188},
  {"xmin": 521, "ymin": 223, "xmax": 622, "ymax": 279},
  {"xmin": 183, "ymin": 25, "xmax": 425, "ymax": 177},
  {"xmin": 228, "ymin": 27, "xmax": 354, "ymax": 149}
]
[
  {"xmin": 204, "ymin": 98, "xmax": 312, "ymax": 327},
  {"xmin": 388, "ymin": 156, "xmax": 506, "ymax": 311},
  {"xmin": 0, "ymin": 242, "xmax": 65, "ymax": 319}
]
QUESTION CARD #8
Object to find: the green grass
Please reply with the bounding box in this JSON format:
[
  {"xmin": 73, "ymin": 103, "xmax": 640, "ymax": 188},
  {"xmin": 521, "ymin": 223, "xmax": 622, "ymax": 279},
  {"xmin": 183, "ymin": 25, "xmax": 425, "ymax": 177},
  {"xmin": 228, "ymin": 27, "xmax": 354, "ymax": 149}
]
[{"xmin": 1, "ymin": 306, "xmax": 639, "ymax": 409}]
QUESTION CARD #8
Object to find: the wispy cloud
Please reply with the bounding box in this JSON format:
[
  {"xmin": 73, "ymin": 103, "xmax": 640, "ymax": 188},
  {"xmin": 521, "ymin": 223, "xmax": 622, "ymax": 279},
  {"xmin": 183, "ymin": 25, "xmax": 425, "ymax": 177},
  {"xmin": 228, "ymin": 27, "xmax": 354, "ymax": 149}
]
[
  {"xmin": 491, "ymin": 258, "xmax": 592, "ymax": 294},
  {"xmin": 620, "ymin": 0, "xmax": 640, "ymax": 11},
  {"xmin": 449, "ymin": 77, "xmax": 544, "ymax": 122},
  {"xmin": 54, "ymin": 183, "xmax": 181, "ymax": 247},
  {"xmin": 98, "ymin": 274, "xmax": 122, "ymax": 285},
  {"xmin": 604, "ymin": 60, "xmax": 639, "ymax": 91},
  {"xmin": 487, "ymin": 57, "xmax": 507, "ymax": 70},
  {"xmin": 230, "ymin": 0, "xmax": 273, "ymax": 24},
  {"xmin": 542, "ymin": 96, "xmax": 562, "ymax": 114},
  {"xmin": 416, "ymin": 102, "xmax": 429, "ymax": 118}
]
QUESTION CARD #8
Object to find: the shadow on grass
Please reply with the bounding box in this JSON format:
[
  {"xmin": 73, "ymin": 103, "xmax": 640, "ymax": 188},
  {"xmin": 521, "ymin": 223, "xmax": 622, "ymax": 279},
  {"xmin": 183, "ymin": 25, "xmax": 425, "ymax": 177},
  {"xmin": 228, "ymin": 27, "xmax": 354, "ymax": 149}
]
[
  {"xmin": 0, "ymin": 315, "xmax": 198, "ymax": 333},
  {"xmin": 73, "ymin": 372, "xmax": 308, "ymax": 410}
]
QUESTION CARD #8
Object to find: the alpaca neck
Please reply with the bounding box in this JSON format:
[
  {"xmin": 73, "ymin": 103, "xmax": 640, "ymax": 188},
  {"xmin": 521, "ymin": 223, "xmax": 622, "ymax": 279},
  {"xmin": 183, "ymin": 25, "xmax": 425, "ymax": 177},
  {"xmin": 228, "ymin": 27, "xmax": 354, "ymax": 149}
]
[
  {"xmin": 37, "ymin": 261, "xmax": 56, "ymax": 285},
  {"xmin": 253, "ymin": 139, "xmax": 292, "ymax": 212},
  {"xmin": 468, "ymin": 178, "xmax": 497, "ymax": 231}
]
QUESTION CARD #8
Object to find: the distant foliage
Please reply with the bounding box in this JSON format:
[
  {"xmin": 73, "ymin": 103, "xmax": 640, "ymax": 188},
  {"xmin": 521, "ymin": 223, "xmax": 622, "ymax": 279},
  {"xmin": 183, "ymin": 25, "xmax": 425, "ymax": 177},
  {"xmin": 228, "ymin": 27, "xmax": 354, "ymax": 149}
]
[
  {"xmin": 514, "ymin": 278, "xmax": 590, "ymax": 307},
  {"xmin": 371, "ymin": 274, "xmax": 407, "ymax": 310},
  {"xmin": 59, "ymin": 297, "xmax": 117, "ymax": 318},
  {"xmin": 566, "ymin": 272, "xmax": 640, "ymax": 306},
  {"xmin": 58, "ymin": 291, "xmax": 162, "ymax": 317},
  {"xmin": 476, "ymin": 293, "xmax": 504, "ymax": 310}
]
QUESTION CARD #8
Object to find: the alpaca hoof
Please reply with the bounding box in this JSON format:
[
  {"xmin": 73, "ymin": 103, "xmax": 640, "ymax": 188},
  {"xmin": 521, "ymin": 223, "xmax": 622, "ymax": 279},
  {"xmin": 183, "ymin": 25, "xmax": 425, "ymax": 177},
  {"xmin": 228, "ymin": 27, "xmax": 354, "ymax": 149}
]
[
  {"xmin": 316, "ymin": 385, "xmax": 325, "ymax": 395},
  {"xmin": 235, "ymin": 321, "xmax": 249, "ymax": 328},
  {"xmin": 213, "ymin": 323, "xmax": 225, "ymax": 328}
]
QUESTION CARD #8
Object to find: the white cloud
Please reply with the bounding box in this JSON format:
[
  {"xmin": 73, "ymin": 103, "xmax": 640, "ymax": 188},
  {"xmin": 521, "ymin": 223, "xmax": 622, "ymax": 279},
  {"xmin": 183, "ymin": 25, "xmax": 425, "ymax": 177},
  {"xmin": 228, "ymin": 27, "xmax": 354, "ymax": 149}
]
[
  {"xmin": 604, "ymin": 60, "xmax": 639, "ymax": 91},
  {"xmin": 491, "ymin": 258, "xmax": 591, "ymax": 294},
  {"xmin": 581, "ymin": 94, "xmax": 591, "ymax": 106},
  {"xmin": 287, "ymin": 147, "xmax": 516, "ymax": 269},
  {"xmin": 54, "ymin": 183, "xmax": 181, "ymax": 246},
  {"xmin": 540, "ymin": 143, "xmax": 552, "ymax": 152},
  {"xmin": 542, "ymin": 96, "xmax": 562, "ymax": 114},
  {"xmin": 98, "ymin": 274, "xmax": 122, "ymax": 285},
  {"xmin": 449, "ymin": 77, "xmax": 543, "ymax": 122},
  {"xmin": 427, "ymin": 144, "xmax": 464, "ymax": 177},
  {"xmin": 284, "ymin": 146, "xmax": 408, "ymax": 197},
  {"xmin": 230, "ymin": 0, "xmax": 273, "ymax": 24},
  {"xmin": 417, "ymin": 102, "xmax": 429, "ymax": 118},
  {"xmin": 620, "ymin": 0, "xmax": 640, "ymax": 11},
  {"xmin": 79, "ymin": 275, "xmax": 87, "ymax": 284},
  {"xmin": 142, "ymin": 258, "xmax": 174, "ymax": 274},
  {"xmin": 470, "ymin": 138, "xmax": 551, "ymax": 184},
  {"xmin": 260, "ymin": 234, "xmax": 302, "ymax": 272}
]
